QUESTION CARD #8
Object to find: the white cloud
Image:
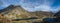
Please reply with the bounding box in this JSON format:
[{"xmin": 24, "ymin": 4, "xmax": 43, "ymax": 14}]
[
  {"xmin": 51, "ymin": 6, "xmax": 60, "ymax": 13},
  {"xmin": 19, "ymin": 0, "xmax": 60, "ymax": 13},
  {"xmin": 0, "ymin": 0, "xmax": 59, "ymax": 13},
  {"xmin": 19, "ymin": 0, "xmax": 53, "ymax": 12},
  {"xmin": 35, "ymin": 5, "xmax": 51, "ymax": 11}
]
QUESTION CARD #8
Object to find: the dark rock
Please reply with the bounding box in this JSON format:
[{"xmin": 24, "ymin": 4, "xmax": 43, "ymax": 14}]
[
  {"xmin": 54, "ymin": 11, "xmax": 60, "ymax": 21},
  {"xmin": 54, "ymin": 11, "xmax": 60, "ymax": 16}
]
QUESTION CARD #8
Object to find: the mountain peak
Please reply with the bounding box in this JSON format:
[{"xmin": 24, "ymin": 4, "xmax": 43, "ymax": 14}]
[{"xmin": 0, "ymin": 4, "xmax": 23, "ymax": 14}]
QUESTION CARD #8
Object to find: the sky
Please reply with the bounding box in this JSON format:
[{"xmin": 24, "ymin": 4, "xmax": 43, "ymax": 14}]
[{"xmin": 0, "ymin": 0, "xmax": 60, "ymax": 13}]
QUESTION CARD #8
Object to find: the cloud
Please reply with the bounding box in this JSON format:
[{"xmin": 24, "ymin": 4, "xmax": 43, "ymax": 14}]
[
  {"xmin": 35, "ymin": 5, "xmax": 51, "ymax": 11},
  {"xmin": 19, "ymin": 0, "xmax": 54, "ymax": 12},
  {"xmin": 51, "ymin": 6, "xmax": 60, "ymax": 13},
  {"xmin": 0, "ymin": 0, "xmax": 60, "ymax": 13}
]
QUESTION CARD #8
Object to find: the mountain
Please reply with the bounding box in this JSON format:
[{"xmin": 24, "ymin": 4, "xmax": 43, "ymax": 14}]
[
  {"xmin": 0, "ymin": 5, "xmax": 32, "ymax": 19},
  {"xmin": 0, "ymin": 4, "xmax": 55, "ymax": 19},
  {"xmin": 0, "ymin": 4, "xmax": 55, "ymax": 23},
  {"xmin": 0, "ymin": 5, "xmax": 15, "ymax": 13}
]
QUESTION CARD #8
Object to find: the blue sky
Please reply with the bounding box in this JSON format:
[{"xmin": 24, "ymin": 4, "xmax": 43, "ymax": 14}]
[{"xmin": 0, "ymin": 0, "xmax": 60, "ymax": 13}]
